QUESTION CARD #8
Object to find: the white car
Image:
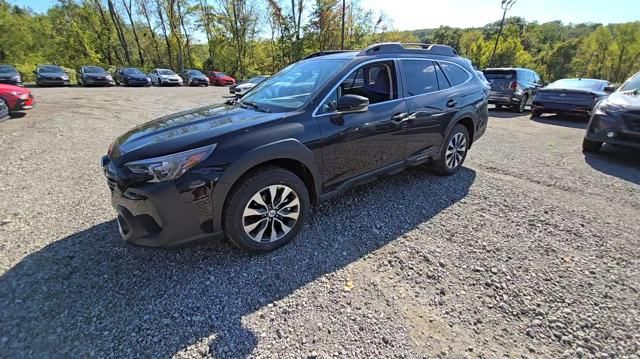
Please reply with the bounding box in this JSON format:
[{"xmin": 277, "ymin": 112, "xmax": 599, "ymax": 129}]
[
  {"xmin": 148, "ymin": 68, "xmax": 183, "ymax": 87},
  {"xmin": 232, "ymin": 75, "xmax": 268, "ymax": 97}
]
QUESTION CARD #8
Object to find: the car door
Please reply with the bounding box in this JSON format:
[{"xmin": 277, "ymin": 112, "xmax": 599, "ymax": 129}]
[
  {"xmin": 400, "ymin": 59, "xmax": 462, "ymax": 160},
  {"xmin": 149, "ymin": 70, "xmax": 157, "ymax": 83},
  {"xmin": 315, "ymin": 59, "xmax": 409, "ymax": 190}
]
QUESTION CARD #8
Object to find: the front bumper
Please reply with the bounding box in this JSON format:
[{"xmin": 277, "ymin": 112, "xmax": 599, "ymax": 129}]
[
  {"xmin": 585, "ymin": 112, "xmax": 640, "ymax": 149},
  {"xmin": 12, "ymin": 95, "xmax": 35, "ymax": 111},
  {"xmin": 161, "ymin": 78, "xmax": 183, "ymax": 86},
  {"xmin": 125, "ymin": 78, "xmax": 151, "ymax": 86},
  {"xmin": 189, "ymin": 78, "xmax": 209, "ymax": 86},
  {"xmin": 102, "ymin": 156, "xmax": 224, "ymax": 247},
  {"xmin": 0, "ymin": 79, "xmax": 22, "ymax": 86},
  {"xmin": 84, "ymin": 77, "xmax": 115, "ymax": 86},
  {"xmin": 37, "ymin": 78, "xmax": 70, "ymax": 86}
]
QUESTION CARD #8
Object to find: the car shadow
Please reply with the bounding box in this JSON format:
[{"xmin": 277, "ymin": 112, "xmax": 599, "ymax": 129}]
[
  {"xmin": 488, "ymin": 108, "xmax": 527, "ymax": 119},
  {"xmin": 0, "ymin": 167, "xmax": 476, "ymax": 358},
  {"xmin": 531, "ymin": 114, "xmax": 589, "ymax": 129},
  {"xmin": 584, "ymin": 145, "xmax": 640, "ymax": 185}
]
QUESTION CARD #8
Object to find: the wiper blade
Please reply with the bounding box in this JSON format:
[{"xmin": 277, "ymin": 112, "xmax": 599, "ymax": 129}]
[{"xmin": 240, "ymin": 100, "xmax": 271, "ymax": 113}]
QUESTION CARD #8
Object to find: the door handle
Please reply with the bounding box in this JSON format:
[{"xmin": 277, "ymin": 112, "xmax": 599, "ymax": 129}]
[
  {"xmin": 446, "ymin": 99, "xmax": 457, "ymax": 108},
  {"xmin": 391, "ymin": 113, "xmax": 409, "ymax": 122}
]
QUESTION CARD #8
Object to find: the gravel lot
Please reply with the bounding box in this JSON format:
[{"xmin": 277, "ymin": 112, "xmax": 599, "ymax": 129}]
[{"xmin": 1, "ymin": 87, "xmax": 639, "ymax": 358}]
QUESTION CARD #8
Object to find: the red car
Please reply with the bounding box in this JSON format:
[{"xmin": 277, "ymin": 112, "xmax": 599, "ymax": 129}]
[
  {"xmin": 0, "ymin": 84, "xmax": 35, "ymax": 115},
  {"xmin": 207, "ymin": 71, "xmax": 236, "ymax": 86}
]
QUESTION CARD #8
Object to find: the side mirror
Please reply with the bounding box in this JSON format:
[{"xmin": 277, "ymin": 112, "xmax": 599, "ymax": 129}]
[
  {"xmin": 336, "ymin": 94, "xmax": 369, "ymax": 113},
  {"xmin": 604, "ymin": 85, "xmax": 616, "ymax": 94},
  {"xmin": 32, "ymin": 70, "xmax": 37, "ymax": 74}
]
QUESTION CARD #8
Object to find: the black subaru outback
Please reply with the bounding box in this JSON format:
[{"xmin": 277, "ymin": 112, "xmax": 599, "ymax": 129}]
[{"xmin": 101, "ymin": 43, "xmax": 489, "ymax": 252}]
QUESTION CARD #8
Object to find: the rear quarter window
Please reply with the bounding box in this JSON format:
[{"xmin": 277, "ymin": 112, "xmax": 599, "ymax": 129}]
[{"xmin": 439, "ymin": 62, "xmax": 470, "ymax": 86}]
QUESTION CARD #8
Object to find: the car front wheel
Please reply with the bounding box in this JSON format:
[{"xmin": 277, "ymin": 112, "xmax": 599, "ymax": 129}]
[
  {"xmin": 223, "ymin": 166, "xmax": 309, "ymax": 253},
  {"xmin": 517, "ymin": 94, "xmax": 528, "ymax": 113},
  {"xmin": 432, "ymin": 124, "xmax": 469, "ymax": 176}
]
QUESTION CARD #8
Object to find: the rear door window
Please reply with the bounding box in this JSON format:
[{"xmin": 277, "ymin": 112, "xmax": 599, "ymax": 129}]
[
  {"xmin": 400, "ymin": 60, "xmax": 439, "ymax": 96},
  {"xmin": 435, "ymin": 63, "xmax": 451, "ymax": 90}
]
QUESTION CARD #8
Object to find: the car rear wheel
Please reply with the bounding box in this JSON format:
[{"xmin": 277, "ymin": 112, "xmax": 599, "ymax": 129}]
[
  {"xmin": 495, "ymin": 104, "xmax": 503, "ymax": 110},
  {"xmin": 0, "ymin": 98, "xmax": 9, "ymax": 115},
  {"xmin": 531, "ymin": 109, "xmax": 542, "ymax": 118},
  {"xmin": 582, "ymin": 138, "xmax": 602, "ymax": 152},
  {"xmin": 432, "ymin": 124, "xmax": 469, "ymax": 176},
  {"xmin": 517, "ymin": 94, "xmax": 528, "ymax": 113},
  {"xmin": 223, "ymin": 166, "xmax": 310, "ymax": 253}
]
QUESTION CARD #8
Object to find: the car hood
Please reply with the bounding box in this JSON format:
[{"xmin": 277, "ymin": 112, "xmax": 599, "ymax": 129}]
[
  {"xmin": 606, "ymin": 91, "xmax": 640, "ymax": 110},
  {"xmin": 237, "ymin": 83, "xmax": 255, "ymax": 89},
  {"xmin": 85, "ymin": 73, "xmax": 109, "ymax": 77},
  {"xmin": 110, "ymin": 104, "xmax": 284, "ymax": 164},
  {"xmin": 539, "ymin": 87, "xmax": 606, "ymax": 96},
  {"xmin": 0, "ymin": 84, "xmax": 30, "ymax": 94}
]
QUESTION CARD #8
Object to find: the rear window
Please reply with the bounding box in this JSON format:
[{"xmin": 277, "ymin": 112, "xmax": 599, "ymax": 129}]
[
  {"xmin": 439, "ymin": 62, "xmax": 470, "ymax": 86},
  {"xmin": 547, "ymin": 79, "xmax": 606, "ymax": 91},
  {"xmin": 483, "ymin": 70, "xmax": 516, "ymax": 80},
  {"xmin": 620, "ymin": 72, "xmax": 640, "ymax": 92}
]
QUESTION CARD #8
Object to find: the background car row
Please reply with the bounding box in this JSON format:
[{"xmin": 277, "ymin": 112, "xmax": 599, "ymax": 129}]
[{"xmin": 0, "ymin": 64, "xmax": 244, "ymax": 88}]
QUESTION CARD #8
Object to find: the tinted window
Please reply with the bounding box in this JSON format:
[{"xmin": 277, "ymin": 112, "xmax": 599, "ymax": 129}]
[
  {"xmin": 0, "ymin": 65, "xmax": 18, "ymax": 74},
  {"xmin": 83, "ymin": 66, "xmax": 105, "ymax": 74},
  {"xmin": 435, "ymin": 63, "xmax": 451, "ymax": 90},
  {"xmin": 38, "ymin": 66, "xmax": 63, "ymax": 74},
  {"xmin": 158, "ymin": 69, "xmax": 176, "ymax": 75},
  {"xmin": 483, "ymin": 70, "xmax": 516, "ymax": 80},
  {"xmin": 439, "ymin": 62, "xmax": 469, "ymax": 86},
  {"xmin": 400, "ymin": 60, "xmax": 438, "ymax": 96}
]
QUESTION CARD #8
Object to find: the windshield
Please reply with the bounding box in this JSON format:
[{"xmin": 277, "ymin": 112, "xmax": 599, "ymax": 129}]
[
  {"xmin": 123, "ymin": 68, "xmax": 144, "ymax": 76},
  {"xmin": 0, "ymin": 65, "xmax": 17, "ymax": 74},
  {"xmin": 547, "ymin": 79, "xmax": 606, "ymax": 91},
  {"xmin": 83, "ymin": 66, "xmax": 105, "ymax": 74},
  {"xmin": 483, "ymin": 70, "xmax": 515, "ymax": 80},
  {"xmin": 158, "ymin": 69, "xmax": 176, "ymax": 75},
  {"xmin": 188, "ymin": 70, "xmax": 204, "ymax": 76},
  {"xmin": 248, "ymin": 76, "xmax": 267, "ymax": 83},
  {"xmin": 215, "ymin": 72, "xmax": 228, "ymax": 78},
  {"xmin": 38, "ymin": 66, "xmax": 63, "ymax": 74},
  {"xmin": 241, "ymin": 59, "xmax": 348, "ymax": 112},
  {"xmin": 619, "ymin": 72, "xmax": 640, "ymax": 92}
]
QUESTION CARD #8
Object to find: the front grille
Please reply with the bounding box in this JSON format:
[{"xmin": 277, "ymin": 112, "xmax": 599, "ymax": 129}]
[
  {"xmin": 622, "ymin": 112, "xmax": 640, "ymax": 132},
  {"xmin": 106, "ymin": 177, "xmax": 117, "ymax": 192}
]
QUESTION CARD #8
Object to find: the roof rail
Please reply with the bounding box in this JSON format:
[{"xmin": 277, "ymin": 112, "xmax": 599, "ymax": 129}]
[
  {"xmin": 357, "ymin": 42, "xmax": 458, "ymax": 57},
  {"xmin": 303, "ymin": 50, "xmax": 354, "ymax": 60}
]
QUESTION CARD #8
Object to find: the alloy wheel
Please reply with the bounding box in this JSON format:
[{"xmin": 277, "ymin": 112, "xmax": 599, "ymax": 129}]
[
  {"xmin": 445, "ymin": 132, "xmax": 467, "ymax": 169},
  {"xmin": 242, "ymin": 185, "xmax": 300, "ymax": 243}
]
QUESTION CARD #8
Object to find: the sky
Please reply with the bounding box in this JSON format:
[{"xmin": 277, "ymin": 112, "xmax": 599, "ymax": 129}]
[{"xmin": 11, "ymin": 0, "xmax": 640, "ymax": 31}]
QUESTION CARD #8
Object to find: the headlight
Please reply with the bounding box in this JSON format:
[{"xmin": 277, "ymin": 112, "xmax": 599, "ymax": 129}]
[
  {"xmin": 123, "ymin": 144, "xmax": 216, "ymax": 182},
  {"xmin": 62, "ymin": 75, "xmax": 69, "ymax": 80},
  {"xmin": 146, "ymin": 77, "xmax": 151, "ymax": 81},
  {"xmin": 106, "ymin": 75, "xmax": 113, "ymax": 80},
  {"xmin": 595, "ymin": 102, "xmax": 625, "ymax": 115},
  {"xmin": 11, "ymin": 75, "xmax": 20, "ymax": 81},
  {"xmin": 9, "ymin": 91, "xmax": 27, "ymax": 98}
]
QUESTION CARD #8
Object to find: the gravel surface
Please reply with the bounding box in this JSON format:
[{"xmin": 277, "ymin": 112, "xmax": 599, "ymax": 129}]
[{"xmin": 1, "ymin": 87, "xmax": 639, "ymax": 358}]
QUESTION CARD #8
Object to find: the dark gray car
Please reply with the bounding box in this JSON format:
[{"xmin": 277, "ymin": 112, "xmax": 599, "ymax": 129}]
[{"xmin": 484, "ymin": 68, "xmax": 543, "ymax": 113}]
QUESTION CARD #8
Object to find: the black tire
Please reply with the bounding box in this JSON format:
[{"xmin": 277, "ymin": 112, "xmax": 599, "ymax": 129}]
[
  {"xmin": 495, "ymin": 104, "xmax": 503, "ymax": 110},
  {"xmin": 432, "ymin": 124, "xmax": 470, "ymax": 176},
  {"xmin": 0, "ymin": 98, "xmax": 10, "ymax": 115},
  {"xmin": 223, "ymin": 166, "xmax": 310, "ymax": 253},
  {"xmin": 516, "ymin": 94, "xmax": 528, "ymax": 113},
  {"xmin": 582, "ymin": 138, "xmax": 602, "ymax": 152},
  {"xmin": 531, "ymin": 109, "xmax": 542, "ymax": 118}
]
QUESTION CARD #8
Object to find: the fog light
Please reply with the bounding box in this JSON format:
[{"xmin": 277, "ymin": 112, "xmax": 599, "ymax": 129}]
[{"xmin": 606, "ymin": 131, "xmax": 616, "ymax": 138}]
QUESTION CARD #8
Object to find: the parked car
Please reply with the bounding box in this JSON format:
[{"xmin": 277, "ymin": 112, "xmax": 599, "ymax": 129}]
[
  {"xmin": 531, "ymin": 78, "xmax": 614, "ymax": 118},
  {"xmin": 583, "ymin": 71, "xmax": 640, "ymax": 152},
  {"xmin": 34, "ymin": 65, "xmax": 70, "ymax": 87},
  {"xmin": 231, "ymin": 75, "xmax": 269, "ymax": 96},
  {"xmin": 114, "ymin": 67, "xmax": 152, "ymax": 87},
  {"xmin": 149, "ymin": 68, "xmax": 183, "ymax": 86},
  {"xmin": 101, "ymin": 42, "xmax": 488, "ymax": 252},
  {"xmin": 0, "ymin": 84, "xmax": 35, "ymax": 115},
  {"xmin": 0, "ymin": 64, "xmax": 23, "ymax": 86},
  {"xmin": 179, "ymin": 69, "xmax": 210, "ymax": 86},
  {"xmin": 207, "ymin": 71, "xmax": 236, "ymax": 86},
  {"xmin": 483, "ymin": 67, "xmax": 542, "ymax": 113},
  {"xmin": 77, "ymin": 65, "xmax": 115, "ymax": 86}
]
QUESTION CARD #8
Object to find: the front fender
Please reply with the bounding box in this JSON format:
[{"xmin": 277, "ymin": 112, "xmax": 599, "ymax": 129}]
[{"xmin": 211, "ymin": 138, "xmax": 322, "ymax": 233}]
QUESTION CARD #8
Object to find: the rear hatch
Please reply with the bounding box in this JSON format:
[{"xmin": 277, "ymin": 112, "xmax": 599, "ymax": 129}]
[
  {"xmin": 535, "ymin": 89, "xmax": 597, "ymax": 104},
  {"xmin": 483, "ymin": 70, "xmax": 517, "ymax": 92}
]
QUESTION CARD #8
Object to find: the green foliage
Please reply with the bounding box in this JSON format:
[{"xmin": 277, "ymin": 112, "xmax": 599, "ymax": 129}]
[{"xmin": 1, "ymin": 0, "xmax": 638, "ymax": 83}]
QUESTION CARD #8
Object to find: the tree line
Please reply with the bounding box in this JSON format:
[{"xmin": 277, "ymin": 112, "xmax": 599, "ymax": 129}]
[
  {"xmin": 0, "ymin": 0, "xmax": 413, "ymax": 81},
  {"xmin": 1, "ymin": 0, "xmax": 638, "ymax": 84},
  {"xmin": 420, "ymin": 18, "xmax": 640, "ymax": 84}
]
